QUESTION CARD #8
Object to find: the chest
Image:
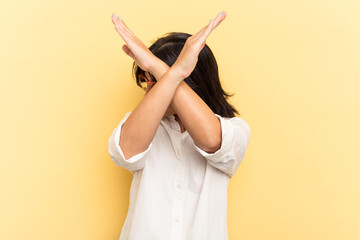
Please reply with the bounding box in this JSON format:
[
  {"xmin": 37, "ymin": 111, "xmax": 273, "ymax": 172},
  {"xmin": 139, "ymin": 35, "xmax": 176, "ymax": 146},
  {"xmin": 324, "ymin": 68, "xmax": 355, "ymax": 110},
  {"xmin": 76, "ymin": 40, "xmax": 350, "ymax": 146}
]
[{"xmin": 145, "ymin": 125, "xmax": 207, "ymax": 187}]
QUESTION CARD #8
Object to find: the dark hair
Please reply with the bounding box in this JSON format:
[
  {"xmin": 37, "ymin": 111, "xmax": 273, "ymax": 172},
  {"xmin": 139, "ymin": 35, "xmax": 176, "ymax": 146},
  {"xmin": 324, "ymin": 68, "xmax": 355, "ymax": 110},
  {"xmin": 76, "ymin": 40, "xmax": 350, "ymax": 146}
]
[{"xmin": 132, "ymin": 32, "xmax": 240, "ymax": 118}]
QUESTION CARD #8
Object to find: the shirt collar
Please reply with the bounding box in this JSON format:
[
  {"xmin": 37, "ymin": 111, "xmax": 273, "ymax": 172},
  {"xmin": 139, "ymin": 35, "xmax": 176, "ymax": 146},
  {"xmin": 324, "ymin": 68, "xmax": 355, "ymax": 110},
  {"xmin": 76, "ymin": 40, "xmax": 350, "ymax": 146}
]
[{"xmin": 163, "ymin": 114, "xmax": 182, "ymax": 133}]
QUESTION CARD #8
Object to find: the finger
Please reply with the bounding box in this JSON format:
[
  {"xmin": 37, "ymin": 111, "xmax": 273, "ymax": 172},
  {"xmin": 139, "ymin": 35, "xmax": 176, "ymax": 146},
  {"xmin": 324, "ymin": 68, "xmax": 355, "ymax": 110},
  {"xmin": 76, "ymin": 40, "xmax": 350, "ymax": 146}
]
[
  {"xmin": 111, "ymin": 13, "xmax": 118, "ymax": 25},
  {"xmin": 192, "ymin": 11, "xmax": 223, "ymax": 41},
  {"xmin": 115, "ymin": 22, "xmax": 134, "ymax": 39},
  {"xmin": 112, "ymin": 13, "xmax": 121, "ymax": 25},
  {"xmin": 116, "ymin": 17, "xmax": 134, "ymax": 36},
  {"xmin": 114, "ymin": 24, "xmax": 133, "ymax": 44},
  {"xmin": 112, "ymin": 14, "xmax": 136, "ymax": 37},
  {"xmin": 192, "ymin": 19, "xmax": 212, "ymax": 39},
  {"xmin": 193, "ymin": 10, "xmax": 226, "ymax": 42},
  {"xmin": 192, "ymin": 18, "xmax": 214, "ymax": 42},
  {"xmin": 111, "ymin": 14, "xmax": 134, "ymax": 42},
  {"xmin": 189, "ymin": 20, "xmax": 214, "ymax": 52},
  {"xmin": 211, "ymin": 10, "xmax": 227, "ymax": 31},
  {"xmin": 198, "ymin": 19, "xmax": 215, "ymax": 43}
]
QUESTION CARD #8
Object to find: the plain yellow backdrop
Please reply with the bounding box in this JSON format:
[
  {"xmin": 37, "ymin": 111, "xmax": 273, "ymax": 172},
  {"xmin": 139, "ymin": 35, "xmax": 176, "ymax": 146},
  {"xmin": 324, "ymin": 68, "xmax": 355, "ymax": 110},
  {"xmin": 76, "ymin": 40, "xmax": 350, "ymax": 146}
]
[{"xmin": 1, "ymin": 0, "xmax": 359, "ymax": 239}]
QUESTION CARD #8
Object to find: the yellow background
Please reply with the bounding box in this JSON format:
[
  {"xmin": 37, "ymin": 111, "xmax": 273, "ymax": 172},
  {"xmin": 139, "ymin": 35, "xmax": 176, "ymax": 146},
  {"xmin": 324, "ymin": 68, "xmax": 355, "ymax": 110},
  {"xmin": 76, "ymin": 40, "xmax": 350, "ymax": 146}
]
[{"xmin": 1, "ymin": 0, "xmax": 359, "ymax": 239}]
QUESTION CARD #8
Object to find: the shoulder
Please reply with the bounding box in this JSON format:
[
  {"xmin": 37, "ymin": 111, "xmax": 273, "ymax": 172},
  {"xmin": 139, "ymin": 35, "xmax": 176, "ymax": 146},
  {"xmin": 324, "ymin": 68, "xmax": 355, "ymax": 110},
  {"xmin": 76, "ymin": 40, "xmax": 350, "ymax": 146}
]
[{"xmin": 214, "ymin": 114, "xmax": 251, "ymax": 134}]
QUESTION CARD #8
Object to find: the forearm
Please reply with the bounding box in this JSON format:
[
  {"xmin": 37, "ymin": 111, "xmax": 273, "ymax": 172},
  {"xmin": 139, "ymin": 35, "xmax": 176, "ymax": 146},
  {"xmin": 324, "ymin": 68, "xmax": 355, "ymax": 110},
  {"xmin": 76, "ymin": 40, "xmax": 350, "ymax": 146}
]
[
  {"xmin": 149, "ymin": 58, "xmax": 171, "ymax": 81},
  {"xmin": 150, "ymin": 59, "xmax": 222, "ymax": 153},
  {"xmin": 120, "ymin": 67, "xmax": 183, "ymax": 160},
  {"xmin": 171, "ymin": 83, "xmax": 221, "ymax": 153}
]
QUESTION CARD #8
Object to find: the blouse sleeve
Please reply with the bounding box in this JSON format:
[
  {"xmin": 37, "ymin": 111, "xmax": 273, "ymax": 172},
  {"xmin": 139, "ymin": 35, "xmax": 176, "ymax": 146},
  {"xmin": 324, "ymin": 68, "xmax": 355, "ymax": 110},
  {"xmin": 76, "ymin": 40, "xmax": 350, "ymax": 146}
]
[
  {"xmin": 193, "ymin": 114, "xmax": 251, "ymax": 178},
  {"xmin": 108, "ymin": 112, "xmax": 153, "ymax": 174}
]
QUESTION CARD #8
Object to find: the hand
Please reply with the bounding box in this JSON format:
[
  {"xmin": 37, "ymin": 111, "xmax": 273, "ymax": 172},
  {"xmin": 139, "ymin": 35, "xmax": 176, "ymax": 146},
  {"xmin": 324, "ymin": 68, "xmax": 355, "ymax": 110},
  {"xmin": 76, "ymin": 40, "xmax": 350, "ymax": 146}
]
[
  {"xmin": 111, "ymin": 13, "xmax": 158, "ymax": 73},
  {"xmin": 171, "ymin": 11, "xmax": 227, "ymax": 79}
]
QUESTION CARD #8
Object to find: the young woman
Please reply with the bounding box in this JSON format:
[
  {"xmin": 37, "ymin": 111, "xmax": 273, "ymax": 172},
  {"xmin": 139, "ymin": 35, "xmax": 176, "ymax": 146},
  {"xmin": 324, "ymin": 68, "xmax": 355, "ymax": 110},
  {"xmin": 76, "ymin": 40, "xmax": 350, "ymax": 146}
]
[{"xmin": 108, "ymin": 10, "xmax": 251, "ymax": 240}]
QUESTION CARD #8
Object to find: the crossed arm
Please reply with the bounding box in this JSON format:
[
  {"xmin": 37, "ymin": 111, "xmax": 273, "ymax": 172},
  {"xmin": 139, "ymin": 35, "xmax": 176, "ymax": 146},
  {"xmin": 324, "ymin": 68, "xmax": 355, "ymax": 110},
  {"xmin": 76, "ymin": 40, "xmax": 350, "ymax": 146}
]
[
  {"xmin": 114, "ymin": 12, "xmax": 227, "ymax": 160},
  {"xmin": 119, "ymin": 58, "xmax": 222, "ymax": 160},
  {"xmin": 152, "ymin": 59, "xmax": 222, "ymax": 152}
]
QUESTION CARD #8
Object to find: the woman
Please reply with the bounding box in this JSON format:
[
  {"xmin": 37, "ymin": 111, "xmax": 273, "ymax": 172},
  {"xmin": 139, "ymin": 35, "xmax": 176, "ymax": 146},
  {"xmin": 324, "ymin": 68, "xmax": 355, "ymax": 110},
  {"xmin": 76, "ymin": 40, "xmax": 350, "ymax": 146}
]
[{"xmin": 108, "ymin": 10, "xmax": 251, "ymax": 240}]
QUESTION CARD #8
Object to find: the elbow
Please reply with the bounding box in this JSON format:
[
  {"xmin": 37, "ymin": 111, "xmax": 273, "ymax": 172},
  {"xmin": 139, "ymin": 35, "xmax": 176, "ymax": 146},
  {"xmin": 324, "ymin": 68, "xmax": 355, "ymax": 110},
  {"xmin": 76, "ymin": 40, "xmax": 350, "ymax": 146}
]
[
  {"xmin": 119, "ymin": 133, "xmax": 134, "ymax": 161},
  {"xmin": 204, "ymin": 134, "xmax": 222, "ymax": 154},
  {"xmin": 120, "ymin": 135, "xmax": 149, "ymax": 160},
  {"xmin": 119, "ymin": 124, "xmax": 136, "ymax": 160},
  {"xmin": 119, "ymin": 142, "xmax": 132, "ymax": 160},
  {"xmin": 204, "ymin": 117, "xmax": 222, "ymax": 153}
]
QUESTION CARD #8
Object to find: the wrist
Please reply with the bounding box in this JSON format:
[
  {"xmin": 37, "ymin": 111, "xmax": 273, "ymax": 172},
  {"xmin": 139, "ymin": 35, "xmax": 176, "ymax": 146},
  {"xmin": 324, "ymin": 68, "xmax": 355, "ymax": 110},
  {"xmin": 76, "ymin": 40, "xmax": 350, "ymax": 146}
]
[
  {"xmin": 149, "ymin": 58, "xmax": 170, "ymax": 80},
  {"xmin": 169, "ymin": 64, "xmax": 187, "ymax": 81},
  {"xmin": 167, "ymin": 66, "xmax": 185, "ymax": 84}
]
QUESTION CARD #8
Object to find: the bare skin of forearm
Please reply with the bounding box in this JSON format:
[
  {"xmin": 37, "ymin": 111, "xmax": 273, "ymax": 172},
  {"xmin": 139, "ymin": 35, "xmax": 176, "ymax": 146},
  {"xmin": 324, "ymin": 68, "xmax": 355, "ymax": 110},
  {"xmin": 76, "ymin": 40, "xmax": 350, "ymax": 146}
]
[
  {"xmin": 120, "ymin": 67, "xmax": 183, "ymax": 160},
  {"xmin": 151, "ymin": 60, "xmax": 222, "ymax": 153}
]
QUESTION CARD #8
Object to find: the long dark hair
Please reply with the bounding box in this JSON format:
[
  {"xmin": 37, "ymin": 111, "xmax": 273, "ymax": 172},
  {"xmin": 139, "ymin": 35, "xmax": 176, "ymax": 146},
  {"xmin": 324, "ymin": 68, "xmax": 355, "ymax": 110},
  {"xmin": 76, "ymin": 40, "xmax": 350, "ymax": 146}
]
[{"xmin": 132, "ymin": 32, "xmax": 240, "ymax": 118}]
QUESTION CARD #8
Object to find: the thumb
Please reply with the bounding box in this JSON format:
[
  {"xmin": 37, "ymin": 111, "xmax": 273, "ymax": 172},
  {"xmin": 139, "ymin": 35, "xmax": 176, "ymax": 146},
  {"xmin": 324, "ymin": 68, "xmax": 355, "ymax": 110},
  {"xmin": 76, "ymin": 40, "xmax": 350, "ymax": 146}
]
[{"xmin": 122, "ymin": 44, "xmax": 135, "ymax": 59}]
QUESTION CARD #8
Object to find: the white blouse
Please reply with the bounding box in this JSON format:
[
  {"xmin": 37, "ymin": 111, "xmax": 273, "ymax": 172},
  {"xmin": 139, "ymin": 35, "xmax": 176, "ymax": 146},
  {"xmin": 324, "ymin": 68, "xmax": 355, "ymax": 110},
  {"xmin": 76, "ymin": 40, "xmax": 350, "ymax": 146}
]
[{"xmin": 108, "ymin": 112, "xmax": 251, "ymax": 240}]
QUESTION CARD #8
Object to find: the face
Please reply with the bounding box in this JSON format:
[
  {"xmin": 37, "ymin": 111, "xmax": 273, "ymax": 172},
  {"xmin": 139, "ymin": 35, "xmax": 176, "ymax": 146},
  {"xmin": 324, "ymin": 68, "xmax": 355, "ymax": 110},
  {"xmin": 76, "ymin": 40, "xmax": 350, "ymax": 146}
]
[{"xmin": 144, "ymin": 72, "xmax": 176, "ymax": 117}]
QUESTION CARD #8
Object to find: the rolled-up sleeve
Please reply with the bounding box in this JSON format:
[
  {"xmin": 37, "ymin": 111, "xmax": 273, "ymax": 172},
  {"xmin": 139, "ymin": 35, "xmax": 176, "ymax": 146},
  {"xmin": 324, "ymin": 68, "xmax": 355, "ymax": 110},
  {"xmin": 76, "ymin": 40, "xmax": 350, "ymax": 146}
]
[
  {"xmin": 108, "ymin": 112, "xmax": 152, "ymax": 174},
  {"xmin": 194, "ymin": 114, "xmax": 251, "ymax": 178}
]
